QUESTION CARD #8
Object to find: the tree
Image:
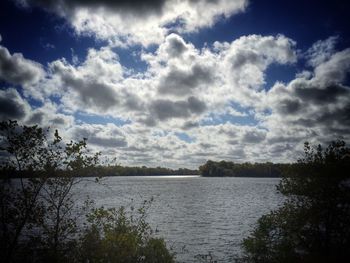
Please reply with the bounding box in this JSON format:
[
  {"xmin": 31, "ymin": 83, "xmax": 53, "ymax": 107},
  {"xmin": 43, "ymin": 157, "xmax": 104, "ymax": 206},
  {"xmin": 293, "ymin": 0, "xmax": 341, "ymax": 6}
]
[
  {"xmin": 0, "ymin": 120, "xmax": 100, "ymax": 262},
  {"xmin": 76, "ymin": 199, "xmax": 175, "ymax": 263},
  {"xmin": 0, "ymin": 120, "xmax": 174, "ymax": 263},
  {"xmin": 241, "ymin": 141, "xmax": 350, "ymax": 262}
]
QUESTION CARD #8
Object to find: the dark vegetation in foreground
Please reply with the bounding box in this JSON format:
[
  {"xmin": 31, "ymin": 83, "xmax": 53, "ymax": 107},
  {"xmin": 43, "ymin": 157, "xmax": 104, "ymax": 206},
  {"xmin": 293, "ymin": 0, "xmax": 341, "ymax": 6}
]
[
  {"xmin": 1, "ymin": 120, "xmax": 350, "ymax": 263},
  {"xmin": 0, "ymin": 121, "xmax": 174, "ymax": 263},
  {"xmin": 240, "ymin": 140, "xmax": 350, "ymax": 263}
]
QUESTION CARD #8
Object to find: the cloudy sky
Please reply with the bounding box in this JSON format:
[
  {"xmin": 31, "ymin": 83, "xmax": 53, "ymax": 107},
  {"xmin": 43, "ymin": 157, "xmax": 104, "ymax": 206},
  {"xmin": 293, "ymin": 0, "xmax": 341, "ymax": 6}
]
[{"xmin": 0, "ymin": 0, "xmax": 350, "ymax": 168}]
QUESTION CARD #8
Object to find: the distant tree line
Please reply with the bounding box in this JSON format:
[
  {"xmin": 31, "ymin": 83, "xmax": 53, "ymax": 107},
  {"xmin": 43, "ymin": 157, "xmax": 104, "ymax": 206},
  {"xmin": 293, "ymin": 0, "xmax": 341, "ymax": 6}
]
[
  {"xmin": 199, "ymin": 160, "xmax": 291, "ymax": 177},
  {"xmin": 1, "ymin": 163, "xmax": 199, "ymax": 179},
  {"xmin": 97, "ymin": 165, "xmax": 200, "ymax": 177}
]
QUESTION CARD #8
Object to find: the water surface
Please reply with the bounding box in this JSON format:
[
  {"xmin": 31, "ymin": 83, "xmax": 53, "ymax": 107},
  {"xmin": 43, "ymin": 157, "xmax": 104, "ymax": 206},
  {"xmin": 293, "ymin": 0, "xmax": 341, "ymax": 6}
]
[{"xmin": 75, "ymin": 176, "xmax": 282, "ymax": 262}]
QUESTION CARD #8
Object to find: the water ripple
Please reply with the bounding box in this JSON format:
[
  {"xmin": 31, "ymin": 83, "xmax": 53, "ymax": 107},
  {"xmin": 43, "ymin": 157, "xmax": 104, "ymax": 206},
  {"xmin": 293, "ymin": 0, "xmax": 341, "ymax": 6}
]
[{"xmin": 75, "ymin": 176, "xmax": 283, "ymax": 262}]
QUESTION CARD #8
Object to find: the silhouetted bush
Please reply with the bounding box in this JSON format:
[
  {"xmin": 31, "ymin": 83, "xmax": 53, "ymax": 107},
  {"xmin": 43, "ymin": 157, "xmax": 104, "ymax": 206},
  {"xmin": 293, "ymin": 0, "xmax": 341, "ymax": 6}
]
[
  {"xmin": 241, "ymin": 141, "xmax": 350, "ymax": 262},
  {"xmin": 0, "ymin": 120, "xmax": 174, "ymax": 263},
  {"xmin": 77, "ymin": 200, "xmax": 175, "ymax": 263}
]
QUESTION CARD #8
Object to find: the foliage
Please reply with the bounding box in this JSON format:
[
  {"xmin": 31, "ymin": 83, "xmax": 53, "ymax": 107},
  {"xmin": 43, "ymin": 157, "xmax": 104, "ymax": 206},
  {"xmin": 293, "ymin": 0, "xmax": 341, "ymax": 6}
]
[
  {"xmin": 0, "ymin": 120, "xmax": 100, "ymax": 262},
  {"xmin": 0, "ymin": 120, "xmax": 174, "ymax": 263},
  {"xmin": 98, "ymin": 165, "xmax": 199, "ymax": 177},
  {"xmin": 76, "ymin": 199, "xmax": 175, "ymax": 263},
  {"xmin": 199, "ymin": 160, "xmax": 288, "ymax": 177},
  {"xmin": 241, "ymin": 141, "xmax": 350, "ymax": 263}
]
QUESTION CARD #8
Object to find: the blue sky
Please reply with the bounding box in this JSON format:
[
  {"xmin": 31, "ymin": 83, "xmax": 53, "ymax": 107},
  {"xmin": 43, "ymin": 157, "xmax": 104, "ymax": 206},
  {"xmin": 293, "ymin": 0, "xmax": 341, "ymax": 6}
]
[{"xmin": 1, "ymin": 0, "xmax": 350, "ymax": 168}]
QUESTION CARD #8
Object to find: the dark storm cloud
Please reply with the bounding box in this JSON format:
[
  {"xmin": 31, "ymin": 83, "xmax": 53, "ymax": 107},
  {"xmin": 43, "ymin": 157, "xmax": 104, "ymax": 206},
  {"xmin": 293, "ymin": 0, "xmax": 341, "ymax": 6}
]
[
  {"xmin": 150, "ymin": 96, "xmax": 207, "ymax": 121},
  {"xmin": 0, "ymin": 89, "xmax": 28, "ymax": 121},
  {"xmin": 21, "ymin": 0, "xmax": 166, "ymax": 16},
  {"xmin": 0, "ymin": 45, "xmax": 43, "ymax": 86},
  {"xmin": 158, "ymin": 64, "xmax": 214, "ymax": 96}
]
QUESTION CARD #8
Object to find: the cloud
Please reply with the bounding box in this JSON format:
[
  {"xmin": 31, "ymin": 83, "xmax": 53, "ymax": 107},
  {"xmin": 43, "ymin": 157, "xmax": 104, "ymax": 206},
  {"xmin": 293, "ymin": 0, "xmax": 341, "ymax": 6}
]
[
  {"xmin": 26, "ymin": 111, "xmax": 44, "ymax": 124},
  {"xmin": 265, "ymin": 47, "xmax": 350, "ymax": 143},
  {"xmin": 24, "ymin": 101, "xmax": 75, "ymax": 128},
  {"xmin": 274, "ymin": 98, "xmax": 301, "ymax": 115},
  {"xmin": 62, "ymin": 77, "xmax": 119, "ymax": 110},
  {"xmin": 2, "ymin": 29, "xmax": 349, "ymax": 167},
  {"xmin": 139, "ymin": 34, "xmax": 296, "ymax": 126},
  {"xmin": 158, "ymin": 64, "xmax": 214, "ymax": 96},
  {"xmin": 70, "ymin": 123, "xmax": 127, "ymax": 148},
  {"xmin": 48, "ymin": 47, "xmax": 122, "ymax": 113},
  {"xmin": 242, "ymin": 129, "xmax": 266, "ymax": 144},
  {"xmin": 305, "ymin": 36, "xmax": 338, "ymax": 67},
  {"xmin": 221, "ymin": 34, "xmax": 297, "ymax": 92},
  {"xmin": 33, "ymin": 33, "xmax": 299, "ymax": 131},
  {"xmin": 0, "ymin": 88, "xmax": 30, "ymax": 120},
  {"xmin": 18, "ymin": 0, "xmax": 248, "ymax": 46},
  {"xmin": 0, "ymin": 87, "xmax": 74, "ymax": 130},
  {"xmin": 20, "ymin": 0, "xmax": 167, "ymax": 15},
  {"xmin": 0, "ymin": 41, "xmax": 44, "ymax": 86},
  {"xmin": 160, "ymin": 33, "xmax": 188, "ymax": 58},
  {"xmin": 150, "ymin": 96, "xmax": 207, "ymax": 121},
  {"xmin": 313, "ymin": 48, "xmax": 350, "ymax": 86}
]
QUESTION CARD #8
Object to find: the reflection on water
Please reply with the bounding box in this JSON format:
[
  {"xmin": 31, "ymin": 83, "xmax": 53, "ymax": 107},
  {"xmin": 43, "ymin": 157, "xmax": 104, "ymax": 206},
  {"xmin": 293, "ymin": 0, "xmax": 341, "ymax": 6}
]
[{"xmin": 75, "ymin": 176, "xmax": 282, "ymax": 262}]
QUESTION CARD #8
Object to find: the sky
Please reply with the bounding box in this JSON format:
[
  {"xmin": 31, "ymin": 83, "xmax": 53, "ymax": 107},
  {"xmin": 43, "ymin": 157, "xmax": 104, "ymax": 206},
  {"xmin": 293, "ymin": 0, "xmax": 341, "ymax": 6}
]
[{"xmin": 0, "ymin": 0, "xmax": 350, "ymax": 168}]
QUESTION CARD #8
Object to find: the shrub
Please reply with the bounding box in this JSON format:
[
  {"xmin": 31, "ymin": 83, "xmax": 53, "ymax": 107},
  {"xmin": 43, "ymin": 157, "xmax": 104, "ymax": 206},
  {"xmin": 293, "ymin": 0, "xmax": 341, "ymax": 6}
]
[
  {"xmin": 76, "ymin": 200, "xmax": 175, "ymax": 263},
  {"xmin": 241, "ymin": 141, "xmax": 350, "ymax": 263}
]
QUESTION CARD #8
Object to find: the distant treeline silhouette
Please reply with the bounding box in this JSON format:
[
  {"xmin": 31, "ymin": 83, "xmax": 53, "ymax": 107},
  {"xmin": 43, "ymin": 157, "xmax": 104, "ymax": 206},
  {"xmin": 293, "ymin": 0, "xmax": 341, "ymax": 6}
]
[
  {"xmin": 0, "ymin": 165, "xmax": 199, "ymax": 178},
  {"xmin": 3, "ymin": 161, "xmax": 289, "ymax": 178},
  {"xmin": 97, "ymin": 165, "xmax": 200, "ymax": 176},
  {"xmin": 199, "ymin": 160, "xmax": 292, "ymax": 177}
]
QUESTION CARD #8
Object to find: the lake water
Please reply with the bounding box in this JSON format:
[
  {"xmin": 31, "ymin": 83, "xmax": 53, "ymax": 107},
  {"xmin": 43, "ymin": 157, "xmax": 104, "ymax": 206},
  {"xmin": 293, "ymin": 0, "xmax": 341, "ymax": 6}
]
[{"xmin": 75, "ymin": 176, "xmax": 283, "ymax": 262}]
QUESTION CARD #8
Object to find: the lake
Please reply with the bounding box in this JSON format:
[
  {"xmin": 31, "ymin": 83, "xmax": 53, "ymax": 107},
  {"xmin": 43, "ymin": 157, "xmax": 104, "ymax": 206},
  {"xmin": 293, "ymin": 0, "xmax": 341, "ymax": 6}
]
[{"xmin": 75, "ymin": 176, "xmax": 283, "ymax": 262}]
